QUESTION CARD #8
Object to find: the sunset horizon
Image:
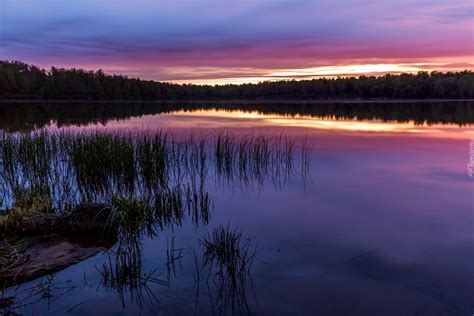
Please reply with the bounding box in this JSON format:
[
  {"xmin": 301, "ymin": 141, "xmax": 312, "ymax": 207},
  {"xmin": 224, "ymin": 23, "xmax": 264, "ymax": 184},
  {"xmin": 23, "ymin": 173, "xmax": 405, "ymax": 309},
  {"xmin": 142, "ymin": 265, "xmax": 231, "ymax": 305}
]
[
  {"xmin": 4, "ymin": 60, "xmax": 474, "ymax": 85},
  {"xmin": 1, "ymin": 0, "xmax": 472, "ymax": 84}
]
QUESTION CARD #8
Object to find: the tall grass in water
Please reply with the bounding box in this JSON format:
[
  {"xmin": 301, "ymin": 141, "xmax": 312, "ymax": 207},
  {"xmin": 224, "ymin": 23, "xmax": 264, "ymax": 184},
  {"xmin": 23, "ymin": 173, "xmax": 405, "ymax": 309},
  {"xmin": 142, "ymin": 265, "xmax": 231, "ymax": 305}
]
[
  {"xmin": 200, "ymin": 225, "xmax": 257, "ymax": 314},
  {"xmin": 0, "ymin": 131, "xmax": 308, "ymax": 310},
  {"xmin": 99, "ymin": 194, "xmax": 172, "ymax": 307},
  {"xmin": 136, "ymin": 133, "xmax": 168, "ymax": 191},
  {"xmin": 68, "ymin": 134, "xmax": 136, "ymax": 200},
  {"xmin": 0, "ymin": 130, "xmax": 309, "ymax": 245},
  {"xmin": 0, "ymin": 130, "xmax": 309, "ymax": 213},
  {"xmin": 215, "ymin": 133, "xmax": 310, "ymax": 187}
]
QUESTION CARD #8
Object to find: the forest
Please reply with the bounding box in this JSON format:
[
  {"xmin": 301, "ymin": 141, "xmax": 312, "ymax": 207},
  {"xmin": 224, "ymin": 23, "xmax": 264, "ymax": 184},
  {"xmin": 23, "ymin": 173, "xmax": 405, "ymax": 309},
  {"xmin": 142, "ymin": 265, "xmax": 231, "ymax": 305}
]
[{"xmin": 1, "ymin": 60, "xmax": 473, "ymax": 100}]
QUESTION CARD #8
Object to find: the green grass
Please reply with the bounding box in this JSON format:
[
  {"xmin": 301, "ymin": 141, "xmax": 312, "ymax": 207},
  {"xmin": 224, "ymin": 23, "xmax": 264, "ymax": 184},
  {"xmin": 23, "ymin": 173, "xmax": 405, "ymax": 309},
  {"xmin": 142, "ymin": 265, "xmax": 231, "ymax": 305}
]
[
  {"xmin": 0, "ymin": 130, "xmax": 309, "ymax": 214},
  {"xmin": 0, "ymin": 187, "xmax": 53, "ymax": 236}
]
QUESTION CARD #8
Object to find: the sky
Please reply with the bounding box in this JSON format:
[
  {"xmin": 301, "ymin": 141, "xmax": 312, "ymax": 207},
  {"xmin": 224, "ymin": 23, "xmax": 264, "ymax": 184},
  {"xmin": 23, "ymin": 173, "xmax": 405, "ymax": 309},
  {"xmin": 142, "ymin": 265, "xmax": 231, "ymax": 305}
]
[{"xmin": 0, "ymin": 0, "xmax": 473, "ymax": 84}]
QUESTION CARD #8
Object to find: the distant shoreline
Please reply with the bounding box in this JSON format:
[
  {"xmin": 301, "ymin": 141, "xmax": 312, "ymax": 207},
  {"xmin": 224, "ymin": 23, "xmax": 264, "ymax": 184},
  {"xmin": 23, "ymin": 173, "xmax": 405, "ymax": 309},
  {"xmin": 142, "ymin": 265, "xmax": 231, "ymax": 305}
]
[{"xmin": 1, "ymin": 99, "xmax": 473, "ymax": 104}]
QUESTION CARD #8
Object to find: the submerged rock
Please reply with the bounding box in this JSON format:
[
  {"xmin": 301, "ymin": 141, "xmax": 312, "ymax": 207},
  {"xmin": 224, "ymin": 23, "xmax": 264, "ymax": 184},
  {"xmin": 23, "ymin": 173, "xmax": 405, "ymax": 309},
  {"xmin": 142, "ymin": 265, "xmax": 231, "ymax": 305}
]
[
  {"xmin": 18, "ymin": 203, "xmax": 116, "ymax": 237},
  {"xmin": 0, "ymin": 203, "xmax": 118, "ymax": 288},
  {"xmin": 0, "ymin": 235, "xmax": 115, "ymax": 287}
]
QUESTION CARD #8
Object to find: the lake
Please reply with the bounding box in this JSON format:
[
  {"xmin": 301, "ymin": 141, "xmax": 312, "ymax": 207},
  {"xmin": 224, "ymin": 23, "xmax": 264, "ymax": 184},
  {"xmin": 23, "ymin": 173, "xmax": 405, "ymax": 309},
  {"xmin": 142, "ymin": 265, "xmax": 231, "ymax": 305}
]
[{"xmin": 1, "ymin": 101, "xmax": 473, "ymax": 315}]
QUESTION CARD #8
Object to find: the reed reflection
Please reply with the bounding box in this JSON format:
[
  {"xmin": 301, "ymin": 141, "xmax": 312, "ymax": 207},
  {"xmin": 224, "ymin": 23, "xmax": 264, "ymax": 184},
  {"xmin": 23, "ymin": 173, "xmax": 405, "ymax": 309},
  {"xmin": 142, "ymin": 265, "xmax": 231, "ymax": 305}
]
[{"xmin": 0, "ymin": 130, "xmax": 308, "ymax": 314}]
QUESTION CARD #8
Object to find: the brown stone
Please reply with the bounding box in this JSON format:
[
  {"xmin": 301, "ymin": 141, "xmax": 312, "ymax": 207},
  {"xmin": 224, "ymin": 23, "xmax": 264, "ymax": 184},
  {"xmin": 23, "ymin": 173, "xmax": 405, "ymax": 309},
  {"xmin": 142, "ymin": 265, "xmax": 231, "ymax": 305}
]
[
  {"xmin": 0, "ymin": 203, "xmax": 118, "ymax": 288},
  {"xmin": 1, "ymin": 235, "xmax": 114, "ymax": 287},
  {"xmin": 18, "ymin": 203, "xmax": 116, "ymax": 238}
]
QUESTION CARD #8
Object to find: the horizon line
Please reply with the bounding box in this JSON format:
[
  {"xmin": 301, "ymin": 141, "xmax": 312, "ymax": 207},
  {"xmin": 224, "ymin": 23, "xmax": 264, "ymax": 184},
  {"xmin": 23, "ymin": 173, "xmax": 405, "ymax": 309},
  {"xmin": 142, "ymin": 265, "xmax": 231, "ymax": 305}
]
[{"xmin": 3, "ymin": 59, "xmax": 473, "ymax": 86}]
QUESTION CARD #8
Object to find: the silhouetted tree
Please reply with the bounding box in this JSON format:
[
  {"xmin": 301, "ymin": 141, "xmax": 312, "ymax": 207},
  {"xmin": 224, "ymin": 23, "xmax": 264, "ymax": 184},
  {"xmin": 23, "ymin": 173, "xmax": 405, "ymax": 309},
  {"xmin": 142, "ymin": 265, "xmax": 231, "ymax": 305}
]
[{"xmin": 0, "ymin": 60, "xmax": 473, "ymax": 100}]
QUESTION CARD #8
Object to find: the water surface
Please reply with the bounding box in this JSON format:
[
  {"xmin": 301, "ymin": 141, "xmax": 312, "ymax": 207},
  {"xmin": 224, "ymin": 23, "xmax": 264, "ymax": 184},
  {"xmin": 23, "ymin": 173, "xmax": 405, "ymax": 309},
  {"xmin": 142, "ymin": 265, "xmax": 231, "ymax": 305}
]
[{"xmin": 1, "ymin": 101, "xmax": 473, "ymax": 315}]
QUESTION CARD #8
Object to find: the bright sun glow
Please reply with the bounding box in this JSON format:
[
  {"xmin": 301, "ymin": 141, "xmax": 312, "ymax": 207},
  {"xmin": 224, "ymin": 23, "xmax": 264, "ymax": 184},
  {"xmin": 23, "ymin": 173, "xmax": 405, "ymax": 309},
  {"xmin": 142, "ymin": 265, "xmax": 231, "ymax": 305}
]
[{"xmin": 166, "ymin": 62, "xmax": 472, "ymax": 85}]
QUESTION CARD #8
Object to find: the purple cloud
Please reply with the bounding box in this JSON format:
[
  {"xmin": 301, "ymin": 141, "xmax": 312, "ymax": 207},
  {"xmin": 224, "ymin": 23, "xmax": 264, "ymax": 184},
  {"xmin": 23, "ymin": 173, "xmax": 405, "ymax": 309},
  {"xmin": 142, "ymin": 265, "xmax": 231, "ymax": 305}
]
[{"xmin": 1, "ymin": 0, "xmax": 472, "ymax": 83}]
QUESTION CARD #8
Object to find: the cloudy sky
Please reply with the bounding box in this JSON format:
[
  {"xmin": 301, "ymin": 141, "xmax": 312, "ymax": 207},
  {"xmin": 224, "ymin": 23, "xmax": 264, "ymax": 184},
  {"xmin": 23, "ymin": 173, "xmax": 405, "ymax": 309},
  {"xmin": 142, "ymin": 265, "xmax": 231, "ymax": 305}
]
[{"xmin": 1, "ymin": 0, "xmax": 473, "ymax": 84}]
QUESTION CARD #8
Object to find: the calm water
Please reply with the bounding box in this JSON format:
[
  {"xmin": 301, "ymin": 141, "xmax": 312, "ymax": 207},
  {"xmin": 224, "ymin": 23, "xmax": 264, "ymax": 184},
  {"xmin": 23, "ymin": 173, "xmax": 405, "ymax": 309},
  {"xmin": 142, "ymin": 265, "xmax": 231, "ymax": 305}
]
[{"xmin": 2, "ymin": 102, "xmax": 474, "ymax": 315}]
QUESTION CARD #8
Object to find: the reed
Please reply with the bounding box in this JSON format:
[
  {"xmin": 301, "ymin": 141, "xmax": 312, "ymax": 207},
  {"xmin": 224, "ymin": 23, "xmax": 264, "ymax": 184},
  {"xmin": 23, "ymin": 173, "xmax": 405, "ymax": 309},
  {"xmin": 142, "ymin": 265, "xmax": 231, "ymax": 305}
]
[
  {"xmin": 201, "ymin": 224, "xmax": 257, "ymax": 314},
  {"xmin": 0, "ymin": 130, "xmax": 309, "ymax": 214}
]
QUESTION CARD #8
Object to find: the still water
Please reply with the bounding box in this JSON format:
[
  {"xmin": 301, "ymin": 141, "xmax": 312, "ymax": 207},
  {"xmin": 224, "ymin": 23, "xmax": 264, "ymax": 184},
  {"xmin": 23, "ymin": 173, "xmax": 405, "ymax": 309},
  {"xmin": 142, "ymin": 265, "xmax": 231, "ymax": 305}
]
[{"xmin": 1, "ymin": 102, "xmax": 474, "ymax": 315}]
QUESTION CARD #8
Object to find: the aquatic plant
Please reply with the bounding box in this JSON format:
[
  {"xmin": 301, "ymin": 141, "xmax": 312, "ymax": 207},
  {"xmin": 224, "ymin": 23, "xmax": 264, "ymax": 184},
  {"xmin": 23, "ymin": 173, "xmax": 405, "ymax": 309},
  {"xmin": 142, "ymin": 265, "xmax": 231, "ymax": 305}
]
[
  {"xmin": 0, "ymin": 130, "xmax": 309, "ymax": 213},
  {"xmin": 98, "ymin": 199, "xmax": 170, "ymax": 309},
  {"xmin": 97, "ymin": 249, "xmax": 167, "ymax": 308},
  {"xmin": 201, "ymin": 225, "xmax": 257, "ymax": 314},
  {"xmin": 68, "ymin": 133, "xmax": 136, "ymax": 200},
  {"xmin": 136, "ymin": 133, "xmax": 169, "ymax": 190},
  {"xmin": 0, "ymin": 187, "xmax": 53, "ymax": 236}
]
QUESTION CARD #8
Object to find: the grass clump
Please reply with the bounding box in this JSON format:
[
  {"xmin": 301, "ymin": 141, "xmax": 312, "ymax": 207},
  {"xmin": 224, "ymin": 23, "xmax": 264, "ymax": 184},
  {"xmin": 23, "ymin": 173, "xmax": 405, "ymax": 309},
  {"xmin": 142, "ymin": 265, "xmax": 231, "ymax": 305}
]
[
  {"xmin": 110, "ymin": 195, "xmax": 155, "ymax": 238},
  {"xmin": 1, "ymin": 187, "xmax": 52, "ymax": 236},
  {"xmin": 136, "ymin": 134, "xmax": 168, "ymax": 190},
  {"xmin": 201, "ymin": 225, "xmax": 257, "ymax": 313},
  {"xmin": 202, "ymin": 225, "xmax": 256, "ymax": 282},
  {"xmin": 100, "ymin": 194, "xmax": 171, "ymax": 307},
  {"xmin": 69, "ymin": 134, "xmax": 136, "ymax": 199}
]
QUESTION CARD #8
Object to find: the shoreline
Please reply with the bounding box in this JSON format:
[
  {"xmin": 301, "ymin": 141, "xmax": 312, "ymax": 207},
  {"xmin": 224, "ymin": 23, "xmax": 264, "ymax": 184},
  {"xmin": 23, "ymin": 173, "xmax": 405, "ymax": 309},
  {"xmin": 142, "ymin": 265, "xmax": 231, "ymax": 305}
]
[{"xmin": 0, "ymin": 99, "xmax": 473, "ymax": 104}]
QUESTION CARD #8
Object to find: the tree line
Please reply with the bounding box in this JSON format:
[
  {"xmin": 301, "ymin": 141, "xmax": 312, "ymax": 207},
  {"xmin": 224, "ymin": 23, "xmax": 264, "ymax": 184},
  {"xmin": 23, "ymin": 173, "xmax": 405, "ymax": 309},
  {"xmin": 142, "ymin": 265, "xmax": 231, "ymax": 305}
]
[{"xmin": 1, "ymin": 60, "xmax": 473, "ymax": 100}]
